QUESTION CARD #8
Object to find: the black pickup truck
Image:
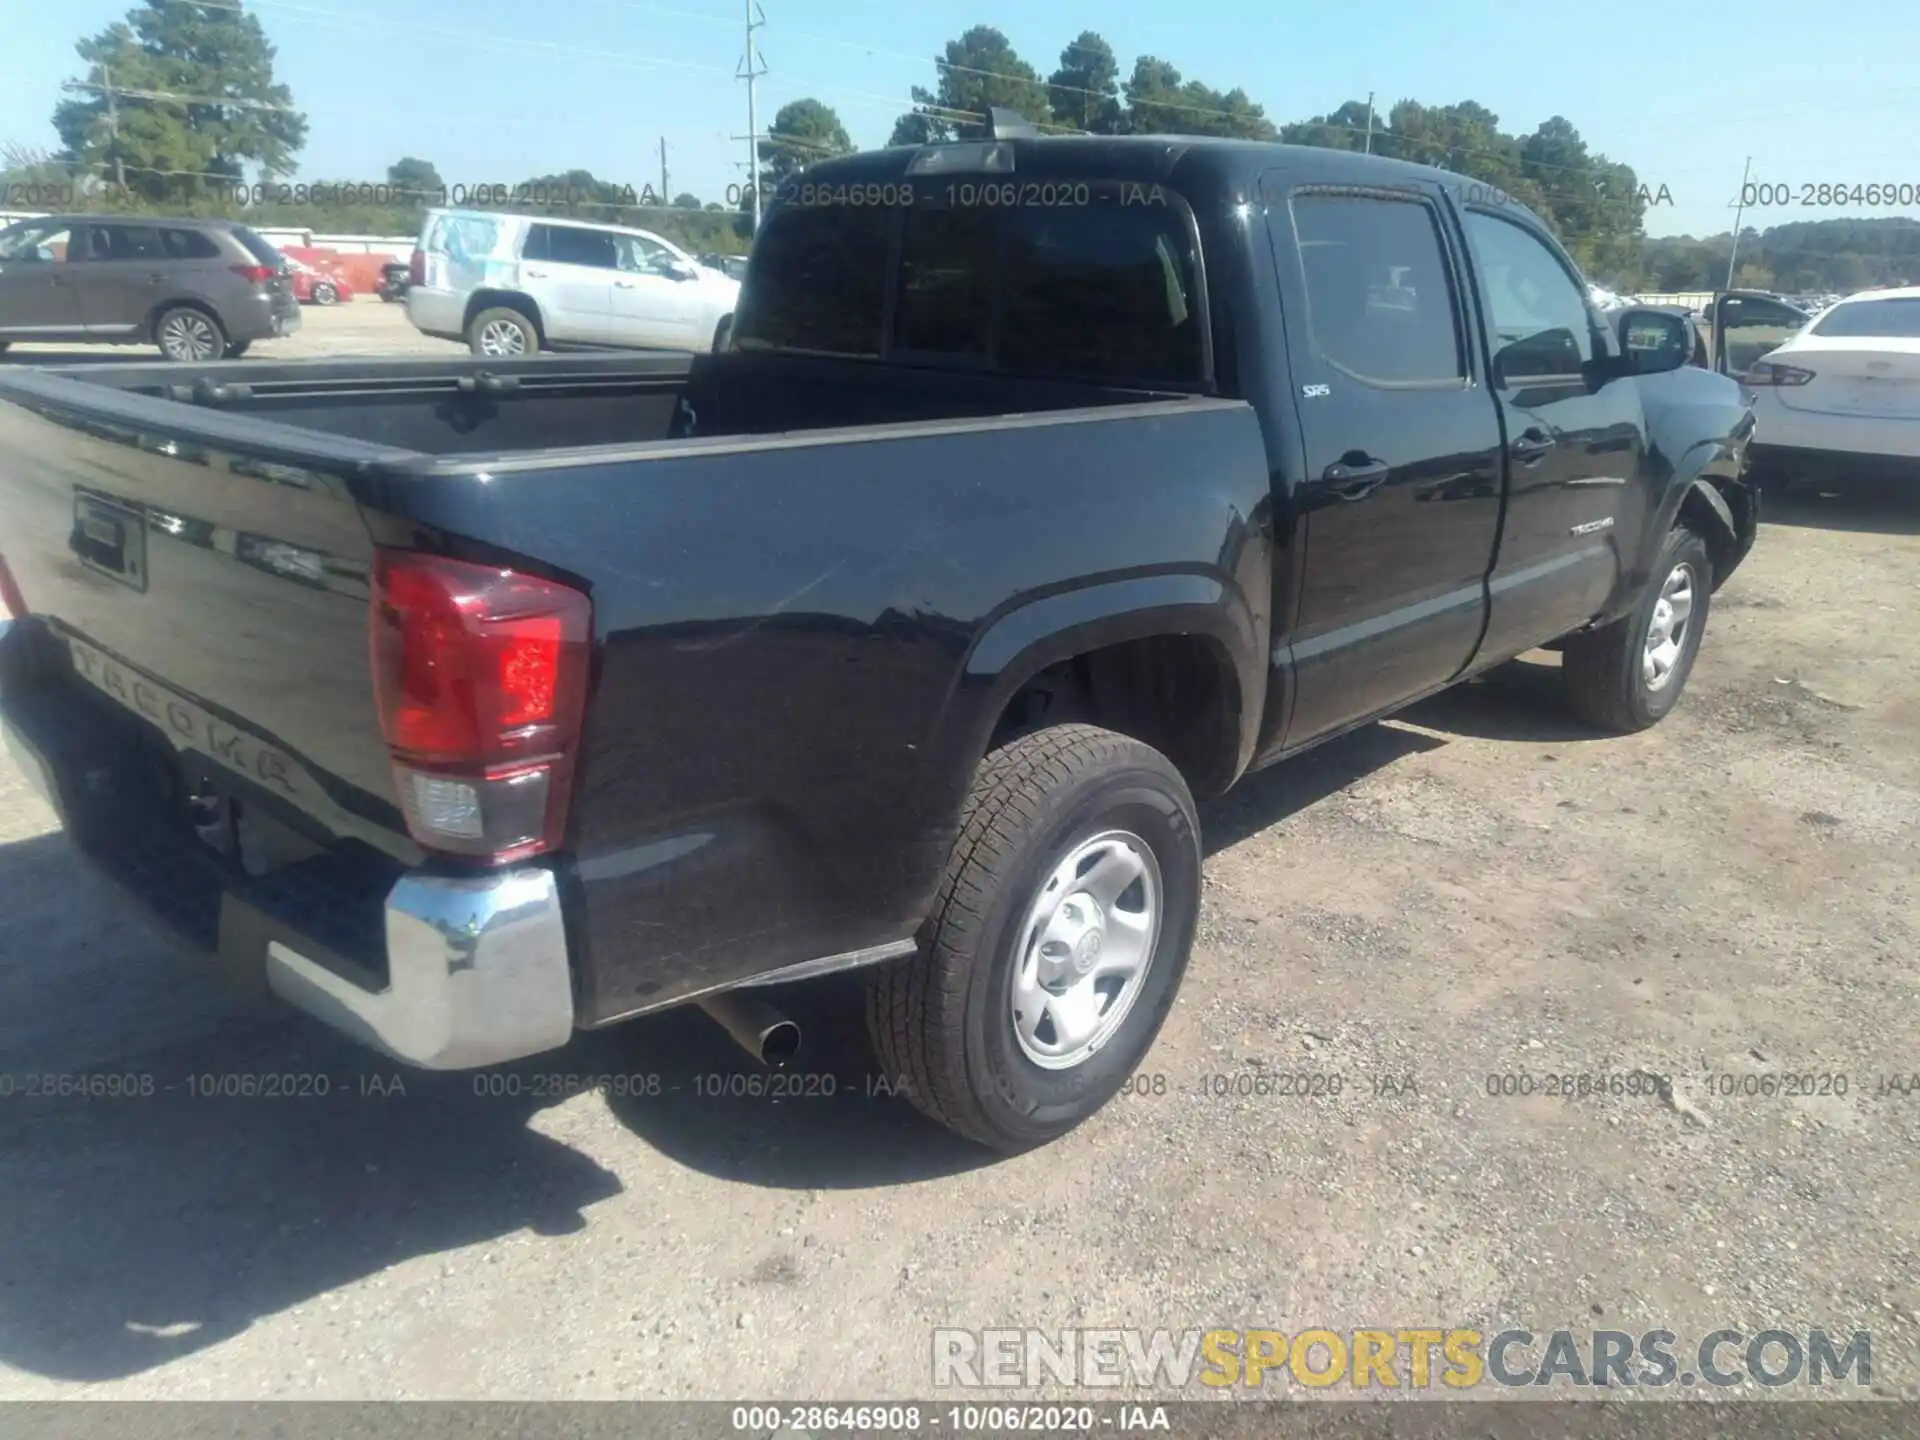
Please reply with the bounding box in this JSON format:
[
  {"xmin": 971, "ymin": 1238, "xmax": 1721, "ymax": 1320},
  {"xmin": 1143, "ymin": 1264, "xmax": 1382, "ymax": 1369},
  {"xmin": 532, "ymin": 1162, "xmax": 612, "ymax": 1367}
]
[{"xmin": 0, "ymin": 135, "xmax": 1757, "ymax": 1151}]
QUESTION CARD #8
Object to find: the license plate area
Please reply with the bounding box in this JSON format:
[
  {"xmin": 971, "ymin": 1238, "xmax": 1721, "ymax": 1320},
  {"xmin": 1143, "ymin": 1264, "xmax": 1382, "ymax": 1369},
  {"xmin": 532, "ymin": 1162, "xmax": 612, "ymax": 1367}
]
[{"xmin": 70, "ymin": 493, "xmax": 147, "ymax": 591}]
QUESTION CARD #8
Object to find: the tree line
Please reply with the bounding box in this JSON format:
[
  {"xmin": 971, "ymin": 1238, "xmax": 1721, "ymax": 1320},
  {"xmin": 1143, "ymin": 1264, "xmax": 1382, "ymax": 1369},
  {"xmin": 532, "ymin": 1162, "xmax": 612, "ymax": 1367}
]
[{"xmin": 4, "ymin": 3, "xmax": 1910, "ymax": 290}]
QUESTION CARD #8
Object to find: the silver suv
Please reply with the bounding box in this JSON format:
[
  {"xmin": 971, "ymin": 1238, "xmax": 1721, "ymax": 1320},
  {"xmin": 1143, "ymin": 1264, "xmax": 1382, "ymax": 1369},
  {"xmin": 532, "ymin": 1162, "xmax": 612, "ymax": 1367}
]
[
  {"xmin": 0, "ymin": 215, "xmax": 301, "ymax": 361},
  {"xmin": 406, "ymin": 208, "xmax": 740, "ymax": 356}
]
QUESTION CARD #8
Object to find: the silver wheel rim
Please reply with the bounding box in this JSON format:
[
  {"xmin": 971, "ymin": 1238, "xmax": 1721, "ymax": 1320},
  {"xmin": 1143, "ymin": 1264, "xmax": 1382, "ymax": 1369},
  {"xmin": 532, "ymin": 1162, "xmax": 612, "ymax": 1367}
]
[
  {"xmin": 478, "ymin": 318, "xmax": 529, "ymax": 356},
  {"xmin": 159, "ymin": 312, "xmax": 219, "ymax": 361},
  {"xmin": 1643, "ymin": 561, "xmax": 1696, "ymax": 692},
  {"xmin": 1010, "ymin": 829, "xmax": 1163, "ymax": 1071},
  {"xmin": 314, "ymin": 283, "xmax": 335, "ymax": 305}
]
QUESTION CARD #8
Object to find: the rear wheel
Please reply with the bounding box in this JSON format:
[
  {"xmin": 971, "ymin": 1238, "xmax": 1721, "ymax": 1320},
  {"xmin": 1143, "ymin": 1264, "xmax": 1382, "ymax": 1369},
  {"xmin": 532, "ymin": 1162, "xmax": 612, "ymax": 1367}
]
[
  {"xmin": 154, "ymin": 306, "xmax": 225, "ymax": 362},
  {"xmin": 865, "ymin": 724, "xmax": 1201, "ymax": 1152},
  {"xmin": 468, "ymin": 306, "xmax": 539, "ymax": 357},
  {"xmin": 1562, "ymin": 525, "xmax": 1713, "ymax": 732}
]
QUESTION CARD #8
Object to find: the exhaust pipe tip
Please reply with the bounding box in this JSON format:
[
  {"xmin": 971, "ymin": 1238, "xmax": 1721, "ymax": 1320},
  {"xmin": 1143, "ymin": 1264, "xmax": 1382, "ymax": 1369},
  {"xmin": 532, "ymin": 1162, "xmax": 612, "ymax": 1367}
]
[{"xmin": 697, "ymin": 991, "xmax": 803, "ymax": 1069}]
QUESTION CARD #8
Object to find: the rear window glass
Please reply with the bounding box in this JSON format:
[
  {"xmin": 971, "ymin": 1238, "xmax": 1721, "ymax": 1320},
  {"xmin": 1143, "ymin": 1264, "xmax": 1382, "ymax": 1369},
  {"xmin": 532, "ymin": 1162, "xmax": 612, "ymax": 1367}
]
[
  {"xmin": 162, "ymin": 228, "xmax": 222, "ymax": 260},
  {"xmin": 233, "ymin": 227, "xmax": 284, "ymax": 267},
  {"xmin": 1811, "ymin": 298, "xmax": 1920, "ymax": 339},
  {"xmin": 735, "ymin": 183, "xmax": 1205, "ymax": 384}
]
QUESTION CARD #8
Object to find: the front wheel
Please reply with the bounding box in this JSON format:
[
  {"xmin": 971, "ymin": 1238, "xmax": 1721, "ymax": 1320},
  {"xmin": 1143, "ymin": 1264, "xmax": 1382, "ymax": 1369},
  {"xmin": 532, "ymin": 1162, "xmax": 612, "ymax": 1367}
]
[
  {"xmin": 311, "ymin": 281, "xmax": 339, "ymax": 306},
  {"xmin": 866, "ymin": 724, "xmax": 1201, "ymax": 1152},
  {"xmin": 1562, "ymin": 525, "xmax": 1714, "ymax": 732}
]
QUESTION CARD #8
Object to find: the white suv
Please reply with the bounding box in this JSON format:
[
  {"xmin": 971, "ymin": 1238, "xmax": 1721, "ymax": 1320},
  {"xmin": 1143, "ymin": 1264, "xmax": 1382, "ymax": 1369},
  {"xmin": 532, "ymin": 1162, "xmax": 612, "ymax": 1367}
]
[{"xmin": 406, "ymin": 209, "xmax": 740, "ymax": 356}]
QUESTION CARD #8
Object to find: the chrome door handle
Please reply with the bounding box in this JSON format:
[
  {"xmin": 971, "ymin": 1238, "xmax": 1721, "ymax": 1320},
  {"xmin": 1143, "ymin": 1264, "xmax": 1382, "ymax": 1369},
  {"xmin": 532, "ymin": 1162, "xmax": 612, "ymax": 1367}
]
[
  {"xmin": 1510, "ymin": 429, "xmax": 1554, "ymax": 464},
  {"xmin": 524, "ymin": 268, "xmax": 548, "ymax": 278},
  {"xmin": 614, "ymin": 280, "xmax": 638, "ymax": 288},
  {"xmin": 1322, "ymin": 456, "xmax": 1390, "ymax": 500}
]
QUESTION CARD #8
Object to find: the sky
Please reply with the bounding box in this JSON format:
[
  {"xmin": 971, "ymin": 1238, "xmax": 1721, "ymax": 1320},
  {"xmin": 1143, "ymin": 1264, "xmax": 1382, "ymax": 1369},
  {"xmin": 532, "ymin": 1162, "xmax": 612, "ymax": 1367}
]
[{"xmin": 3, "ymin": 0, "xmax": 1918, "ymax": 240}]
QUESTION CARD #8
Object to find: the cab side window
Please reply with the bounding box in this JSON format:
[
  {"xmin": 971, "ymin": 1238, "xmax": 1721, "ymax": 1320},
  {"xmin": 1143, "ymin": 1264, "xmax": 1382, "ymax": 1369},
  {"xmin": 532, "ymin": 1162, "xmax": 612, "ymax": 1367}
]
[
  {"xmin": 1291, "ymin": 192, "xmax": 1465, "ymax": 385},
  {"xmin": 1462, "ymin": 211, "xmax": 1596, "ymax": 383}
]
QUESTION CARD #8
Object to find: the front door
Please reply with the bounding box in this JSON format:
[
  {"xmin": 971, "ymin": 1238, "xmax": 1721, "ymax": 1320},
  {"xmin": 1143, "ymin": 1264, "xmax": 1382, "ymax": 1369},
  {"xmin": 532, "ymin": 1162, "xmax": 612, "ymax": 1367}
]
[
  {"xmin": 1456, "ymin": 206, "xmax": 1648, "ymax": 661},
  {"xmin": 1262, "ymin": 177, "xmax": 1505, "ymax": 749},
  {"xmin": 0, "ymin": 220, "xmax": 84, "ymax": 339},
  {"xmin": 608, "ymin": 234, "xmax": 703, "ymax": 349}
]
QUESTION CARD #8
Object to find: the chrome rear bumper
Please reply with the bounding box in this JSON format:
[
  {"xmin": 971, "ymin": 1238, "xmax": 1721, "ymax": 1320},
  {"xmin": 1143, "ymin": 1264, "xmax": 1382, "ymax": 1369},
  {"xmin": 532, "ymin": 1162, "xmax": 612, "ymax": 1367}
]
[
  {"xmin": 266, "ymin": 867, "xmax": 575, "ymax": 1070},
  {"xmin": 2, "ymin": 674, "xmax": 575, "ymax": 1071}
]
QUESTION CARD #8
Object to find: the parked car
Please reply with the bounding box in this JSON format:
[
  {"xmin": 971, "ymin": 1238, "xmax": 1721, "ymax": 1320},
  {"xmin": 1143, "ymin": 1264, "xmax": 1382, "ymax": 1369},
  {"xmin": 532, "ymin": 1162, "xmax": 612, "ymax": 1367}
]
[
  {"xmin": 0, "ymin": 214, "xmax": 299, "ymax": 360},
  {"xmin": 281, "ymin": 250, "xmax": 355, "ymax": 306},
  {"xmin": 375, "ymin": 260, "xmax": 412, "ymax": 303},
  {"xmin": 0, "ymin": 135, "xmax": 1757, "ymax": 1152},
  {"xmin": 1741, "ymin": 287, "xmax": 1920, "ymax": 489},
  {"xmin": 406, "ymin": 209, "xmax": 740, "ymax": 356},
  {"xmin": 699, "ymin": 252, "xmax": 749, "ymax": 282}
]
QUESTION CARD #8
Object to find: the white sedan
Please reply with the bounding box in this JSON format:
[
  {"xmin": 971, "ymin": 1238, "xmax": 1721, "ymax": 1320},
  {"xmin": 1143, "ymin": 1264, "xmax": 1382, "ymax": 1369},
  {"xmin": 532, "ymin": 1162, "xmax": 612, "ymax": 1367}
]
[{"xmin": 1744, "ymin": 287, "xmax": 1920, "ymax": 487}]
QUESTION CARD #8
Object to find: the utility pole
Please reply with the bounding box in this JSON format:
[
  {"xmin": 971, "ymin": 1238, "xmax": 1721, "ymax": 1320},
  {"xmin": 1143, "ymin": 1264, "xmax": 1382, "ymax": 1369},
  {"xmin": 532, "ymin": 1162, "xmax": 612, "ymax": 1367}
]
[
  {"xmin": 1363, "ymin": 91, "xmax": 1375, "ymax": 155},
  {"xmin": 1724, "ymin": 155, "xmax": 1753, "ymax": 293},
  {"xmin": 736, "ymin": 0, "xmax": 768, "ymax": 232},
  {"xmin": 659, "ymin": 137, "xmax": 670, "ymax": 206}
]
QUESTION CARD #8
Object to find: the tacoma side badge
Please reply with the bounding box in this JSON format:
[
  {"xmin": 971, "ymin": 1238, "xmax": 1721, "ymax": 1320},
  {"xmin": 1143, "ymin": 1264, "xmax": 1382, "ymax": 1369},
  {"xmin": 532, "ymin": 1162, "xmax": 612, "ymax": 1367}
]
[{"xmin": 1301, "ymin": 383, "xmax": 1331, "ymax": 398}]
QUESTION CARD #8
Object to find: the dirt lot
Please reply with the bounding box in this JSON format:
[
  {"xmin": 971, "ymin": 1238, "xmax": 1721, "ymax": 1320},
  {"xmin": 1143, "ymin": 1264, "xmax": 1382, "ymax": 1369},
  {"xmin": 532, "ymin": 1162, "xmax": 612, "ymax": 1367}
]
[{"xmin": 0, "ymin": 312, "xmax": 1916, "ymax": 1403}]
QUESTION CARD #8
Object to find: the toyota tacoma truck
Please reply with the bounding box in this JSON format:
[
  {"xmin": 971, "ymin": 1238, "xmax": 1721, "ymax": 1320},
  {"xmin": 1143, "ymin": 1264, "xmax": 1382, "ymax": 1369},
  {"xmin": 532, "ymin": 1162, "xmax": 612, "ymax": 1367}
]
[{"xmin": 0, "ymin": 131, "xmax": 1758, "ymax": 1152}]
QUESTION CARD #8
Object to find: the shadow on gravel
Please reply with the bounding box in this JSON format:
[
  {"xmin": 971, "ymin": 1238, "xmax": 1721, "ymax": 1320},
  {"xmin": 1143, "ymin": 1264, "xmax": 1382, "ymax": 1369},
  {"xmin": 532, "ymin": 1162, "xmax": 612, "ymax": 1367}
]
[
  {"xmin": 1401, "ymin": 654, "xmax": 1608, "ymax": 745},
  {"xmin": 0, "ymin": 825, "xmax": 991, "ymax": 1380},
  {"xmin": 1761, "ymin": 481, "xmax": 1920, "ymax": 536}
]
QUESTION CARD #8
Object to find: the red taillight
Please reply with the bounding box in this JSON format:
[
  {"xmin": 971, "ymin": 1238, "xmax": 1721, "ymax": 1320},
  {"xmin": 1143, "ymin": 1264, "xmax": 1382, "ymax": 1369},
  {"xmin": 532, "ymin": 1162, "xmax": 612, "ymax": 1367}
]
[
  {"xmin": 0, "ymin": 551, "xmax": 25, "ymax": 619},
  {"xmin": 408, "ymin": 248, "xmax": 425, "ymax": 286},
  {"xmin": 370, "ymin": 549, "xmax": 591, "ymax": 865},
  {"xmin": 230, "ymin": 264, "xmax": 278, "ymax": 285},
  {"xmin": 1745, "ymin": 360, "xmax": 1816, "ymax": 386}
]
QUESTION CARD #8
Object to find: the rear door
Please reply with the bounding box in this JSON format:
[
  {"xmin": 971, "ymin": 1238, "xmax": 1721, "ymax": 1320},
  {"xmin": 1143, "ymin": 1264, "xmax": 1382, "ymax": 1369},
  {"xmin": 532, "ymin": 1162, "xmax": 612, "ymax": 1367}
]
[
  {"xmin": 0, "ymin": 219, "xmax": 85, "ymax": 338},
  {"xmin": 1456, "ymin": 204, "xmax": 1648, "ymax": 659},
  {"xmin": 71, "ymin": 221, "xmax": 171, "ymax": 336},
  {"xmin": 521, "ymin": 223, "xmax": 617, "ymax": 344},
  {"xmin": 607, "ymin": 233, "xmax": 703, "ymax": 348},
  {"xmin": 1260, "ymin": 176, "xmax": 1504, "ymax": 747}
]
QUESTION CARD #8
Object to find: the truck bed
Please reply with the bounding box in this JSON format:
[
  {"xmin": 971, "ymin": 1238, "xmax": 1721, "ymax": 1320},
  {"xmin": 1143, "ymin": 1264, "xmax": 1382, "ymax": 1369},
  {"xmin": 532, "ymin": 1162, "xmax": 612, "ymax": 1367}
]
[
  {"xmin": 12, "ymin": 350, "xmax": 1207, "ymax": 456},
  {"xmin": 0, "ymin": 351, "xmax": 1269, "ymax": 1026}
]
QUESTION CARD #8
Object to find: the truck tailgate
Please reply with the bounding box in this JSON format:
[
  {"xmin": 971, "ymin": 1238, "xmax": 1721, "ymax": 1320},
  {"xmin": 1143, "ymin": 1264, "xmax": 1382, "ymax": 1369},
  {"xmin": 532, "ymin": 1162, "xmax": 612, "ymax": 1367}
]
[{"xmin": 0, "ymin": 375, "xmax": 411, "ymax": 865}]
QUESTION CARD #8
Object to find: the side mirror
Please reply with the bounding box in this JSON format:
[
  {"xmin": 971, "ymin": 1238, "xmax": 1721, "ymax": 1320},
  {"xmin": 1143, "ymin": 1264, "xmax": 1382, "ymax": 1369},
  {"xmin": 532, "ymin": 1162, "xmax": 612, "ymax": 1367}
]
[{"xmin": 1614, "ymin": 308, "xmax": 1691, "ymax": 375}]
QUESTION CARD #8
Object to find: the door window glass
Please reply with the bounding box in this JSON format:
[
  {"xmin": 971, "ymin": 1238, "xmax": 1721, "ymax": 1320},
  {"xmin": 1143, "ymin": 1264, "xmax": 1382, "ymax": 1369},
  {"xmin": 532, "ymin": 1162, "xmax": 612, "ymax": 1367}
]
[
  {"xmin": 0, "ymin": 222, "xmax": 75, "ymax": 262},
  {"xmin": 616, "ymin": 234, "xmax": 677, "ymax": 276},
  {"xmin": 1290, "ymin": 193, "xmax": 1464, "ymax": 383},
  {"xmin": 537, "ymin": 225, "xmax": 620, "ymax": 270},
  {"xmin": 161, "ymin": 228, "xmax": 222, "ymax": 260},
  {"xmin": 1462, "ymin": 211, "xmax": 1596, "ymax": 381},
  {"xmin": 87, "ymin": 225, "xmax": 167, "ymax": 261}
]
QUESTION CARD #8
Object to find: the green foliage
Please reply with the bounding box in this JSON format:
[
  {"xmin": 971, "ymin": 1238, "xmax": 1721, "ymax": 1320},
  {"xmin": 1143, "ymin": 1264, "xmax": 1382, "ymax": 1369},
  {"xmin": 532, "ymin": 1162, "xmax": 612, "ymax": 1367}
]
[
  {"xmin": 1635, "ymin": 219, "xmax": 1920, "ymax": 293},
  {"xmin": 386, "ymin": 156, "xmax": 442, "ymax": 198},
  {"xmin": 54, "ymin": 0, "xmax": 308, "ymax": 204},
  {"xmin": 761, "ymin": 98, "xmax": 854, "ymax": 186},
  {"xmin": 1048, "ymin": 32, "xmax": 1123, "ymax": 134},
  {"xmin": 1123, "ymin": 56, "xmax": 1275, "ymax": 140},
  {"xmin": 885, "ymin": 26, "xmax": 1050, "ymax": 143}
]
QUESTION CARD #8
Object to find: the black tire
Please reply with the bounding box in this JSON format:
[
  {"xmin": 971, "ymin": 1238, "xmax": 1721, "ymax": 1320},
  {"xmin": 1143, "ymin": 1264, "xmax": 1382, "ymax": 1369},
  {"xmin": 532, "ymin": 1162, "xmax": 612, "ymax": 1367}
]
[
  {"xmin": 711, "ymin": 315, "xmax": 733, "ymax": 353},
  {"xmin": 866, "ymin": 723, "xmax": 1202, "ymax": 1152},
  {"xmin": 467, "ymin": 305, "xmax": 540, "ymax": 357},
  {"xmin": 223, "ymin": 340, "xmax": 251, "ymax": 359},
  {"xmin": 1563, "ymin": 525, "xmax": 1714, "ymax": 733},
  {"xmin": 312, "ymin": 281, "xmax": 338, "ymax": 306},
  {"xmin": 153, "ymin": 305, "xmax": 227, "ymax": 362}
]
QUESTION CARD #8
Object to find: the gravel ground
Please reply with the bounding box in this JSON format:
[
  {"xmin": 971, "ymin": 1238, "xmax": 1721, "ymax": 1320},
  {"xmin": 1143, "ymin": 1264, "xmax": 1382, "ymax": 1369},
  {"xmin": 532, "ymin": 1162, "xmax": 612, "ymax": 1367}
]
[{"xmin": 0, "ymin": 313, "xmax": 1915, "ymax": 1405}]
